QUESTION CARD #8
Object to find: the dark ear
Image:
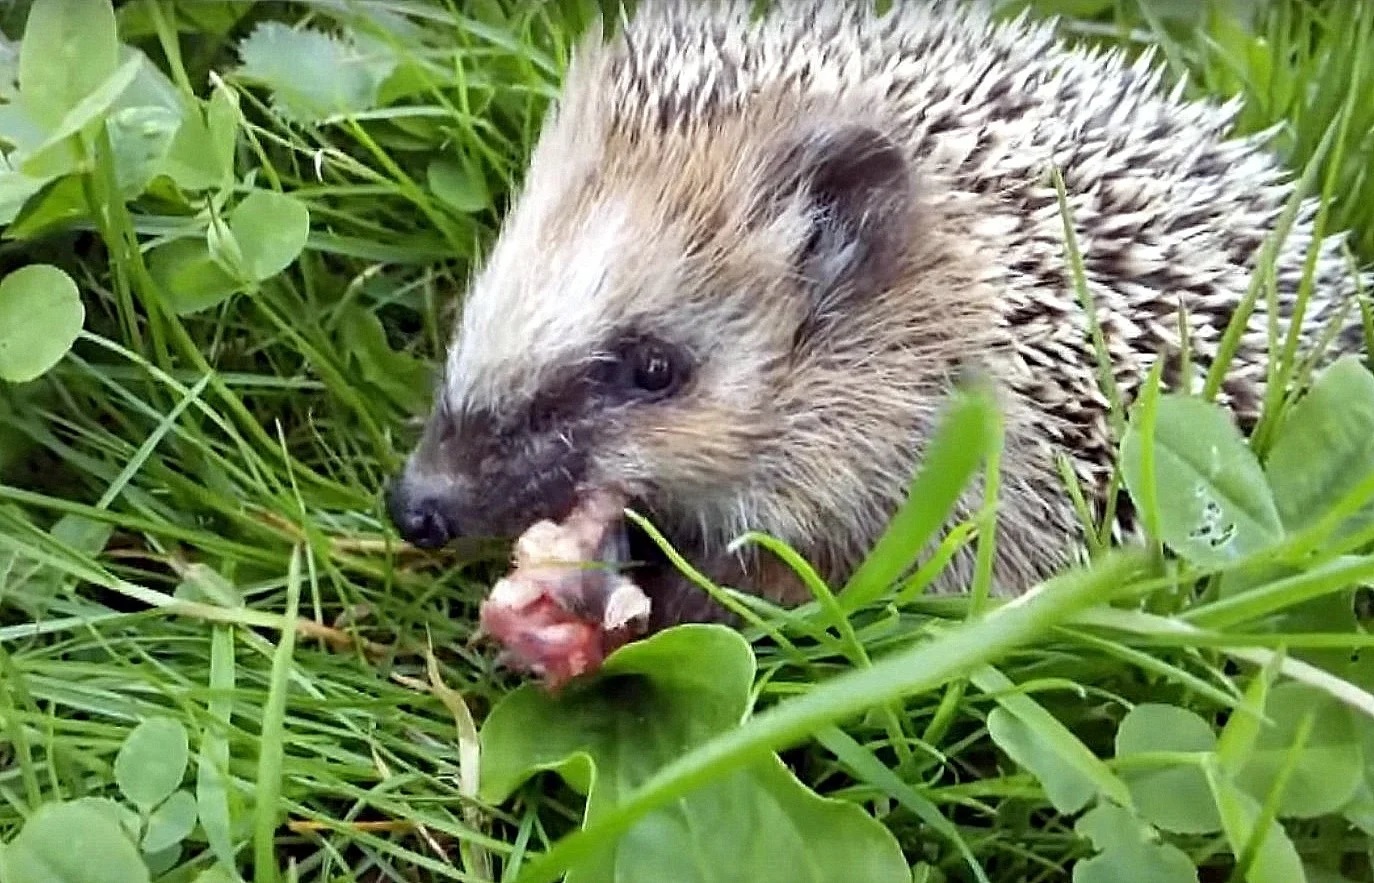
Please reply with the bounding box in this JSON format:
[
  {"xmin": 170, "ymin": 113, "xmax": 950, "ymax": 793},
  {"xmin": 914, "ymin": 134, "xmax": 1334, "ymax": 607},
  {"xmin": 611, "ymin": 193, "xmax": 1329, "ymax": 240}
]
[{"xmin": 776, "ymin": 123, "xmax": 913, "ymax": 299}]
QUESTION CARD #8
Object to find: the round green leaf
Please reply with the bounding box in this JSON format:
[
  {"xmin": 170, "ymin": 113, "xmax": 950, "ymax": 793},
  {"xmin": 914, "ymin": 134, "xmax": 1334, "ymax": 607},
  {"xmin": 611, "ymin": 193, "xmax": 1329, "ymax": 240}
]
[
  {"xmin": 21, "ymin": 514, "xmax": 116, "ymax": 618},
  {"xmin": 0, "ymin": 798, "xmax": 150, "ymax": 883},
  {"xmin": 228, "ymin": 189, "xmax": 310, "ymax": 282},
  {"xmin": 1121, "ymin": 394, "xmax": 1284, "ymax": 567},
  {"xmin": 17, "ymin": 0, "xmax": 118, "ymax": 129},
  {"xmin": 19, "ymin": 55, "xmax": 145, "ymax": 179},
  {"xmin": 987, "ymin": 706, "xmax": 1097, "ymax": 815},
  {"xmin": 1208, "ymin": 772, "xmax": 1306, "ymax": 883},
  {"xmin": 1304, "ymin": 867, "xmax": 1363, "ymax": 883},
  {"xmin": 1344, "ymin": 718, "xmax": 1374, "ymax": 835},
  {"xmin": 143, "ymin": 842, "xmax": 182, "ymax": 878},
  {"xmin": 480, "ymin": 624, "xmax": 909, "ymax": 883},
  {"xmin": 68, "ymin": 796, "xmax": 140, "ymax": 842},
  {"xmin": 162, "ymin": 89, "xmax": 237, "ymax": 194},
  {"xmin": 1072, "ymin": 802, "xmax": 1199, "ymax": 883},
  {"xmin": 4, "ymin": 175, "xmax": 87, "ymax": 241},
  {"xmin": 427, "ymin": 157, "xmax": 489, "ymax": 213},
  {"xmin": 1115, "ymin": 704, "xmax": 1221, "ymax": 834},
  {"xmin": 1265, "ymin": 355, "xmax": 1374, "ymax": 534},
  {"xmin": 205, "ymin": 87, "xmax": 239, "ymax": 185},
  {"xmin": 106, "ymin": 104, "xmax": 182, "ymax": 198},
  {"xmin": 141, "ymin": 789, "xmax": 198, "ymax": 854},
  {"xmin": 0, "ymin": 166, "xmax": 52, "ymax": 226},
  {"xmin": 115, "ymin": 717, "xmax": 190, "ymax": 813},
  {"xmin": 1233, "ymin": 682, "xmax": 1363, "ymax": 819},
  {"xmin": 235, "ymin": 22, "xmax": 395, "ymax": 124},
  {"xmin": 147, "ymin": 237, "xmax": 244, "ymax": 316},
  {"xmin": 0, "ymin": 263, "xmax": 83, "ymax": 383},
  {"xmin": 336, "ymin": 303, "xmax": 431, "ymax": 411},
  {"xmin": 1345, "ymin": 779, "xmax": 1374, "ymax": 837},
  {"xmin": 109, "ymin": 46, "xmax": 182, "ymax": 118}
]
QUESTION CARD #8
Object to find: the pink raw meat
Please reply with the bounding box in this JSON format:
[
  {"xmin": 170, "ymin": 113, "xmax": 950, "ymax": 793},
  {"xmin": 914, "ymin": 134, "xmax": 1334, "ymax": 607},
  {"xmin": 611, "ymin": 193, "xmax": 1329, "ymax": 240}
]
[{"xmin": 478, "ymin": 490, "xmax": 651, "ymax": 691}]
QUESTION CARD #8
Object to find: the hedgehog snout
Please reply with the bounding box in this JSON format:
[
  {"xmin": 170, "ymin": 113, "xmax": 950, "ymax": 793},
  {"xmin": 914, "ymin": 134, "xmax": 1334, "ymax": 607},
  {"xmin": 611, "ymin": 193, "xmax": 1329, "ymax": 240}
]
[
  {"xmin": 385, "ymin": 470, "xmax": 466, "ymax": 549},
  {"xmin": 387, "ymin": 406, "xmax": 603, "ymax": 548}
]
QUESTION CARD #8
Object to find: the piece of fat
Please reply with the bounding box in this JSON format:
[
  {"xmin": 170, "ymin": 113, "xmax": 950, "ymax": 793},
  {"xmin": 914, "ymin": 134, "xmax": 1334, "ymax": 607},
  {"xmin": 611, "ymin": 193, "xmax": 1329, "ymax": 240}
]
[{"xmin": 477, "ymin": 492, "xmax": 652, "ymax": 691}]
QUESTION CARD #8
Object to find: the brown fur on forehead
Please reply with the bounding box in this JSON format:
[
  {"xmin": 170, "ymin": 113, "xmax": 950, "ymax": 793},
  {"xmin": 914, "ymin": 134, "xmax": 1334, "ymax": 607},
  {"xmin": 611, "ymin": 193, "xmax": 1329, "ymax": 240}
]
[
  {"xmin": 444, "ymin": 0, "xmax": 952, "ymax": 415},
  {"xmin": 446, "ymin": 89, "xmax": 874, "ymax": 415}
]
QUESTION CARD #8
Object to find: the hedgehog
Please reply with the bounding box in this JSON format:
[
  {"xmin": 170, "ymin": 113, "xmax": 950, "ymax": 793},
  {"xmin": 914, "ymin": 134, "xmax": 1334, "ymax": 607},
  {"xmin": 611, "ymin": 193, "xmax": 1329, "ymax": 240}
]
[{"xmin": 385, "ymin": 0, "xmax": 1369, "ymax": 686}]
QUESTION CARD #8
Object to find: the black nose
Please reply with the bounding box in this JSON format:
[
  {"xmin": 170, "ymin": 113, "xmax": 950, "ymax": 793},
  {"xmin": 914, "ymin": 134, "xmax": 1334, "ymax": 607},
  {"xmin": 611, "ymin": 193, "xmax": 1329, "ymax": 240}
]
[
  {"xmin": 386, "ymin": 478, "xmax": 458, "ymax": 549},
  {"xmin": 398, "ymin": 500, "xmax": 456, "ymax": 548}
]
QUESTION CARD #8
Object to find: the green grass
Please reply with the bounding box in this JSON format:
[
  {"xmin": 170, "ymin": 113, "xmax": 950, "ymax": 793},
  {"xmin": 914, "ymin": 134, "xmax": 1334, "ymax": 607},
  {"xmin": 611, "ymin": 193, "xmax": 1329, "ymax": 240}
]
[{"xmin": 1, "ymin": 1, "xmax": 1373, "ymax": 881}]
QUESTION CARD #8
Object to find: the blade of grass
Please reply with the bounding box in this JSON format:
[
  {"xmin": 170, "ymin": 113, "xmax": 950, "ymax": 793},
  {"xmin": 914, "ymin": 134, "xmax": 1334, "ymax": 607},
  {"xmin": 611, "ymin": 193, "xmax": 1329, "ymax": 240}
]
[
  {"xmin": 253, "ymin": 544, "xmax": 303, "ymax": 883},
  {"xmin": 839, "ymin": 383, "xmax": 999, "ymax": 611}
]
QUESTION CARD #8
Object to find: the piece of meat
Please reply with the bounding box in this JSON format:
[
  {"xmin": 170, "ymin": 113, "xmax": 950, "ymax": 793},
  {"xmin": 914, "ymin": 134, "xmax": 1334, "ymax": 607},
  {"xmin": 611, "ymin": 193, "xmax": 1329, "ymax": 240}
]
[{"xmin": 477, "ymin": 490, "xmax": 651, "ymax": 691}]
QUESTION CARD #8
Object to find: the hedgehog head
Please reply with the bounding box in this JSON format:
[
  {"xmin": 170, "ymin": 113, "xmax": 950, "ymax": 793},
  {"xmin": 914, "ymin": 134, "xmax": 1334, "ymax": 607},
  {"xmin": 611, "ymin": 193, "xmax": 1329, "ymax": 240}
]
[{"xmin": 387, "ymin": 4, "xmax": 990, "ymax": 616}]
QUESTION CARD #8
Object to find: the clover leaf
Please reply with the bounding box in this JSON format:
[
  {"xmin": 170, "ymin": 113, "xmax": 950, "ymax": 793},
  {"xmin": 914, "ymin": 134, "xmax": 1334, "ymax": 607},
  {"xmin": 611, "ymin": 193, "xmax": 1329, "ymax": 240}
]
[{"xmin": 480, "ymin": 624, "xmax": 909, "ymax": 883}]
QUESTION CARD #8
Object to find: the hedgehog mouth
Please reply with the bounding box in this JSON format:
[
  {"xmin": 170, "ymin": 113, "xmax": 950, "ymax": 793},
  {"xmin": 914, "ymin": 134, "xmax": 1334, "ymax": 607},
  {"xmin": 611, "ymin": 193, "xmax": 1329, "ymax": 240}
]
[
  {"xmin": 590, "ymin": 495, "xmax": 675, "ymax": 612},
  {"xmin": 622, "ymin": 510, "xmax": 676, "ymax": 597},
  {"xmin": 589, "ymin": 486, "xmax": 704, "ymax": 630}
]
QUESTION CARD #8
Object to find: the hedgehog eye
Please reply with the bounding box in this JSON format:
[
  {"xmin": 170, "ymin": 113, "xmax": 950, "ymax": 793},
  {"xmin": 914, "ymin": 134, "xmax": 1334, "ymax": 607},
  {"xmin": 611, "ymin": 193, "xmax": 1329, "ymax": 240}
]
[
  {"xmin": 630, "ymin": 342, "xmax": 678, "ymax": 394},
  {"xmin": 594, "ymin": 334, "xmax": 690, "ymax": 401}
]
